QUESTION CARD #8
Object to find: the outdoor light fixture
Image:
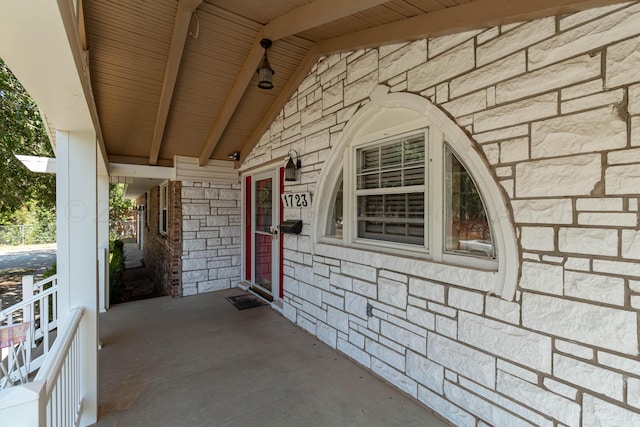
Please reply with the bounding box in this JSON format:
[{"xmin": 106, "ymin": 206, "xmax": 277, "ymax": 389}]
[
  {"xmin": 285, "ymin": 149, "xmax": 301, "ymax": 181},
  {"xmin": 228, "ymin": 152, "xmax": 240, "ymax": 161},
  {"xmin": 257, "ymin": 38, "xmax": 274, "ymax": 89}
]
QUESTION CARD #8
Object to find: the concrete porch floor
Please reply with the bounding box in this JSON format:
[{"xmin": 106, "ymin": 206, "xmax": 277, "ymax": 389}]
[{"xmin": 94, "ymin": 289, "xmax": 451, "ymax": 426}]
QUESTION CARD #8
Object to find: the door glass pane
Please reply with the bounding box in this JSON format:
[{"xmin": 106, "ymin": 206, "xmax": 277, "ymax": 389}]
[
  {"xmin": 445, "ymin": 147, "xmax": 494, "ymax": 258},
  {"xmin": 255, "ymin": 178, "xmax": 272, "ymax": 233},
  {"xmin": 255, "ymin": 234, "xmax": 272, "ymax": 291}
]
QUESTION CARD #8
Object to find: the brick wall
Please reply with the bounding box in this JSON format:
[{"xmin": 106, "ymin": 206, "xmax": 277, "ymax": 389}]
[
  {"xmin": 138, "ymin": 181, "xmax": 182, "ymax": 296},
  {"xmin": 181, "ymin": 181, "xmax": 241, "ymax": 296},
  {"xmin": 242, "ymin": 3, "xmax": 640, "ymax": 425}
]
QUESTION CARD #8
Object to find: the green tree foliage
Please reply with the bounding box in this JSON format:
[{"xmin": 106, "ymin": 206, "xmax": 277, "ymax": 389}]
[
  {"xmin": 0, "ymin": 58, "xmax": 56, "ymax": 221},
  {"xmin": 109, "ymin": 183, "xmax": 135, "ymax": 222}
]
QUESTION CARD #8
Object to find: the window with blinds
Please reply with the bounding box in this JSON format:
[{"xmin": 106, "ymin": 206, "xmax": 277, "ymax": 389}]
[{"xmin": 355, "ymin": 133, "xmax": 426, "ymax": 245}]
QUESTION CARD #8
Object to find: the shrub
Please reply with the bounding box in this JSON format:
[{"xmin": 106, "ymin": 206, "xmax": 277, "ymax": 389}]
[{"xmin": 109, "ymin": 239, "xmax": 125, "ymax": 303}]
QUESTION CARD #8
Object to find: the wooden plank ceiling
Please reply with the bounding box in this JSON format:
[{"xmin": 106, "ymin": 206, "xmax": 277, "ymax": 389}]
[{"xmin": 82, "ymin": 0, "xmax": 625, "ymax": 168}]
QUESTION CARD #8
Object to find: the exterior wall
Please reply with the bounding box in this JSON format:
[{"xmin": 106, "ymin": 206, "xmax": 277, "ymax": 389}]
[
  {"xmin": 180, "ymin": 181, "xmax": 242, "ymax": 296},
  {"xmin": 138, "ymin": 181, "xmax": 182, "ymax": 296},
  {"xmin": 243, "ymin": 3, "xmax": 640, "ymax": 426}
]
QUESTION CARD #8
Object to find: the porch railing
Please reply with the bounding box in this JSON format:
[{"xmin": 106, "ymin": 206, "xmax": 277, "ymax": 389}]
[
  {"xmin": 0, "ymin": 307, "xmax": 84, "ymax": 427},
  {"xmin": 0, "ymin": 275, "xmax": 58, "ymax": 388}
]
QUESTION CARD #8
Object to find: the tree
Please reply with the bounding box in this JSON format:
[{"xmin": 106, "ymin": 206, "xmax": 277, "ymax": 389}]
[
  {"xmin": 0, "ymin": 57, "xmax": 56, "ymax": 222},
  {"xmin": 109, "ymin": 183, "xmax": 135, "ymax": 222}
]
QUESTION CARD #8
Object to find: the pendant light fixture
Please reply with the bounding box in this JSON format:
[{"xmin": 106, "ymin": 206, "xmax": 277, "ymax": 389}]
[{"xmin": 257, "ymin": 38, "xmax": 274, "ymax": 89}]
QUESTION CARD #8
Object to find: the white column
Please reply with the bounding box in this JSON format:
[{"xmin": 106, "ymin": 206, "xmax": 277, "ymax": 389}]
[
  {"xmin": 55, "ymin": 130, "xmax": 98, "ymax": 426},
  {"xmin": 98, "ymin": 175, "xmax": 110, "ymax": 312}
]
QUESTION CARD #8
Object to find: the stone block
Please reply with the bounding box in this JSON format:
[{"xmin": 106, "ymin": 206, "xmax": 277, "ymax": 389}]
[
  {"xmin": 474, "ymin": 93, "xmax": 558, "ymax": 134},
  {"xmin": 555, "ymin": 339, "xmax": 593, "ymax": 360},
  {"xmin": 379, "ymin": 40, "xmax": 426, "ymax": 83},
  {"xmin": 378, "ymin": 277, "xmax": 407, "ymax": 309},
  {"xmin": 448, "ymin": 288, "xmax": 484, "ymax": 314},
  {"xmin": 366, "ymin": 339, "xmax": 404, "ymax": 371},
  {"xmin": 500, "ymin": 137, "xmax": 529, "ymax": 163},
  {"xmin": 330, "ymin": 272, "xmax": 353, "ymax": 291},
  {"xmin": 497, "ymin": 53, "xmax": 601, "ymax": 104},
  {"xmin": 458, "ymin": 311, "xmax": 552, "ymax": 373},
  {"xmin": 427, "ymin": 333, "xmax": 496, "ymax": 388},
  {"xmin": 558, "ymin": 227, "xmax": 618, "ymax": 257},
  {"xmin": 372, "ymin": 358, "xmax": 417, "ymax": 397},
  {"xmin": 497, "ymin": 371, "xmax": 580, "ymax": 427},
  {"xmin": 628, "ymin": 378, "xmax": 640, "ymax": 409},
  {"xmin": 337, "ymin": 338, "xmax": 371, "ymax": 368},
  {"xmin": 429, "ymin": 29, "xmax": 480, "ymax": 58},
  {"xmin": 206, "ymin": 216, "xmax": 229, "ymax": 227},
  {"xmin": 560, "ymin": 4, "xmax": 626, "ymax": 30},
  {"xmin": 183, "ymin": 219, "xmax": 200, "ymax": 232},
  {"xmin": 520, "ymin": 226, "xmax": 555, "ymax": 251},
  {"xmin": 183, "ymin": 239, "xmax": 206, "ymax": 251},
  {"xmin": 576, "ymin": 197, "xmax": 623, "ymax": 211},
  {"xmin": 606, "ymin": 164, "xmax": 640, "ymax": 195},
  {"xmin": 515, "ymin": 153, "xmax": 601, "ymax": 197},
  {"xmin": 198, "ymin": 279, "xmax": 229, "ymax": 293},
  {"xmin": 630, "ymin": 83, "xmax": 640, "ymax": 115},
  {"xmin": 531, "ymin": 107, "xmax": 626, "ymax": 159},
  {"xmin": 381, "ymin": 320, "xmax": 426, "ymax": 353},
  {"xmin": 407, "ymin": 350, "xmax": 444, "ymax": 393},
  {"xmin": 407, "ymin": 40, "xmax": 474, "ymax": 92},
  {"xmin": 529, "ymin": 4, "xmax": 640, "ymax": 70},
  {"xmin": 319, "ymin": 58, "xmax": 346, "ymax": 87},
  {"xmin": 316, "ymin": 322, "xmax": 337, "ymax": 348},
  {"xmin": 451, "ymin": 52, "xmax": 525, "ymax": 98},
  {"xmin": 407, "ymin": 305, "xmax": 435, "ymax": 330},
  {"xmin": 435, "ymin": 315, "xmax": 457, "ymax": 339},
  {"xmin": 182, "ymin": 258, "xmax": 207, "ymax": 271},
  {"xmin": 564, "ymin": 270, "xmax": 625, "ymax": 305},
  {"xmin": 560, "ymin": 79, "xmax": 604, "ymax": 101},
  {"xmin": 543, "ymin": 377, "xmax": 577, "ymax": 400},
  {"xmin": 341, "ymin": 260, "xmax": 376, "ymax": 282},
  {"xmin": 322, "ymin": 81, "xmax": 343, "ymax": 109},
  {"xmin": 474, "ymin": 124, "xmax": 528, "ymax": 144},
  {"xmin": 327, "ymin": 306, "xmax": 349, "ymax": 334},
  {"xmin": 584, "ymin": 394, "xmax": 640, "ymax": 427},
  {"xmin": 522, "ymin": 293, "xmax": 638, "ymax": 355},
  {"xmin": 478, "ymin": 17, "xmax": 554, "ymax": 66},
  {"xmin": 497, "ymin": 360, "xmax": 538, "ymax": 383},
  {"xmin": 519, "ymin": 261, "xmax": 563, "ymax": 295},
  {"xmin": 344, "ymin": 72, "xmax": 378, "ymax": 106},
  {"xmin": 606, "ymin": 34, "xmax": 640, "ymax": 88},
  {"xmin": 182, "ymin": 269, "xmax": 208, "ymax": 284},
  {"xmin": 554, "ymin": 353, "xmax": 623, "ymax": 400},
  {"xmin": 485, "ymin": 296, "xmax": 520, "ymax": 325},
  {"xmin": 598, "ymin": 351, "xmax": 640, "ymax": 376},
  {"xmin": 346, "ymin": 49, "xmax": 377, "ymax": 84},
  {"xmin": 444, "ymin": 382, "xmax": 533, "ymax": 427},
  {"xmin": 417, "ymin": 386, "xmax": 476, "ymax": 427},
  {"xmin": 183, "ymin": 203, "xmax": 210, "ymax": 216},
  {"xmin": 181, "ymin": 187, "xmax": 204, "ymax": 199},
  {"xmin": 512, "ymin": 199, "xmax": 573, "ymax": 224},
  {"xmin": 442, "ymin": 90, "xmax": 487, "ymax": 118},
  {"xmin": 561, "ymin": 89, "xmax": 624, "ymax": 114},
  {"xmin": 345, "ymin": 291, "xmax": 367, "ymax": 319}
]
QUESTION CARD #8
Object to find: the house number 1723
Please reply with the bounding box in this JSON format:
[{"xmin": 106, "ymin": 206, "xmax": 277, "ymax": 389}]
[{"xmin": 281, "ymin": 192, "xmax": 311, "ymax": 208}]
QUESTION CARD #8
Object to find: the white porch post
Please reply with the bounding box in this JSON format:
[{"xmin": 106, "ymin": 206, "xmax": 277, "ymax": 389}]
[
  {"xmin": 98, "ymin": 175, "xmax": 110, "ymax": 312},
  {"xmin": 56, "ymin": 130, "xmax": 99, "ymax": 426}
]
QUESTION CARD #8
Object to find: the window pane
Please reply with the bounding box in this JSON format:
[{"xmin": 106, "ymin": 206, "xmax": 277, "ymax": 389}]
[
  {"xmin": 356, "ymin": 132, "xmax": 426, "ymax": 190},
  {"xmin": 357, "ymin": 193, "xmax": 424, "ymax": 245},
  {"xmin": 255, "ymin": 178, "xmax": 272, "ymax": 233},
  {"xmin": 326, "ymin": 178, "xmax": 343, "ymax": 238},
  {"xmin": 445, "ymin": 147, "xmax": 494, "ymax": 258}
]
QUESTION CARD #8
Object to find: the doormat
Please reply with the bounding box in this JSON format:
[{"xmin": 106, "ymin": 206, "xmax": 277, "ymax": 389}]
[{"xmin": 226, "ymin": 293, "xmax": 268, "ymax": 310}]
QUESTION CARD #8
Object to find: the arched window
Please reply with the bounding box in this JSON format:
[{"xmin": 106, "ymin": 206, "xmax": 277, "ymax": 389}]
[{"xmin": 315, "ymin": 88, "xmax": 519, "ymax": 299}]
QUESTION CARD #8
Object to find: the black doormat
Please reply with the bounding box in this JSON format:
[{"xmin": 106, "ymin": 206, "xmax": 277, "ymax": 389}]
[{"xmin": 226, "ymin": 293, "xmax": 268, "ymax": 310}]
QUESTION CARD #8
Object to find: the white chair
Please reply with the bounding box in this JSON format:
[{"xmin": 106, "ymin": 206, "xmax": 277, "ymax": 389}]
[{"xmin": 0, "ymin": 322, "xmax": 30, "ymax": 388}]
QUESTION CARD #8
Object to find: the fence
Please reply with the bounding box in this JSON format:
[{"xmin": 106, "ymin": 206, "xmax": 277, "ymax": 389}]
[{"xmin": 0, "ymin": 224, "xmax": 56, "ymax": 246}]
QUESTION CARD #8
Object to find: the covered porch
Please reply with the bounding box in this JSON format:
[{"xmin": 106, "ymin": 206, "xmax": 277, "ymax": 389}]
[{"xmin": 95, "ymin": 289, "xmax": 448, "ymax": 426}]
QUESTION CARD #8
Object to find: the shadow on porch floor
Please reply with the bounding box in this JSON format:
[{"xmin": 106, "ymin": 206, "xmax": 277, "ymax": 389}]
[{"xmin": 94, "ymin": 289, "xmax": 451, "ymax": 427}]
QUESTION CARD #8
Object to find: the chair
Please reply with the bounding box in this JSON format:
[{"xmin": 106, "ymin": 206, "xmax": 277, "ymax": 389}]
[{"xmin": 0, "ymin": 322, "xmax": 30, "ymax": 388}]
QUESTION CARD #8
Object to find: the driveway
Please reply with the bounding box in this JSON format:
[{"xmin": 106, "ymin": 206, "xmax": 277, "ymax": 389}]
[{"xmin": 0, "ymin": 244, "xmax": 57, "ymax": 310}]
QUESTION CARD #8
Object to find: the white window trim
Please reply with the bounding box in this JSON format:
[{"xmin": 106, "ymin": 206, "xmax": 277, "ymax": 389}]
[{"xmin": 313, "ymin": 88, "xmax": 519, "ymax": 300}]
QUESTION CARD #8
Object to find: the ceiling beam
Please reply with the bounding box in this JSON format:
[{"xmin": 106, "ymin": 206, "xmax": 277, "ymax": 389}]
[
  {"xmin": 263, "ymin": 0, "xmax": 392, "ymax": 41},
  {"xmin": 316, "ymin": 0, "xmax": 631, "ymax": 54},
  {"xmin": 149, "ymin": 0, "xmax": 203, "ymax": 165},
  {"xmin": 197, "ymin": 0, "xmax": 392, "ymax": 166},
  {"xmin": 240, "ymin": 46, "xmax": 322, "ymax": 161}
]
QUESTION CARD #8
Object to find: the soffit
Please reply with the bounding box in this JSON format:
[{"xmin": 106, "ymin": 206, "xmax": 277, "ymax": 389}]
[{"xmin": 80, "ymin": 0, "xmax": 627, "ymax": 169}]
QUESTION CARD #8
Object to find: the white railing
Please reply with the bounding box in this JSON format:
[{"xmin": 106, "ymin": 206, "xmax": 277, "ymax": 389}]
[
  {"xmin": 0, "ymin": 275, "xmax": 58, "ymax": 387},
  {"xmin": 35, "ymin": 308, "xmax": 84, "ymax": 427},
  {"xmin": 0, "ymin": 308, "xmax": 84, "ymax": 427}
]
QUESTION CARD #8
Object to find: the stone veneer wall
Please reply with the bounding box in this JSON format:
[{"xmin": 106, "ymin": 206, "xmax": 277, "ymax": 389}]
[
  {"xmin": 242, "ymin": 3, "xmax": 640, "ymax": 426},
  {"xmin": 138, "ymin": 181, "xmax": 182, "ymax": 296},
  {"xmin": 180, "ymin": 181, "xmax": 242, "ymax": 296}
]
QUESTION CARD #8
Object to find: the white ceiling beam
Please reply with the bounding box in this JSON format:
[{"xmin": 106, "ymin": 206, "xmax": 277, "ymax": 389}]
[
  {"xmin": 110, "ymin": 163, "xmax": 175, "ymax": 180},
  {"xmin": 149, "ymin": 0, "xmax": 203, "ymax": 165},
  {"xmin": 15, "ymin": 155, "xmax": 57, "ymax": 174},
  {"xmin": 316, "ymin": 0, "xmax": 631, "ymax": 54},
  {"xmin": 197, "ymin": 0, "xmax": 391, "ymax": 166},
  {"xmin": 263, "ymin": 0, "xmax": 392, "ymax": 41}
]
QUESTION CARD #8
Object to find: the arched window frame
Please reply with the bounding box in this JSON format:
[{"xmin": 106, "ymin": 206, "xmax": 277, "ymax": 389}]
[{"xmin": 313, "ymin": 88, "xmax": 519, "ymax": 300}]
